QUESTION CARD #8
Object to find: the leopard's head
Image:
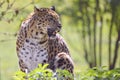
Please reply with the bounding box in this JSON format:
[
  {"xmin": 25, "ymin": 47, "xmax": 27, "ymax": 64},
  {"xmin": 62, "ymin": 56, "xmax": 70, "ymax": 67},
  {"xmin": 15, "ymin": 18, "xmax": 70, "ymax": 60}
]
[{"xmin": 34, "ymin": 6, "xmax": 62, "ymax": 38}]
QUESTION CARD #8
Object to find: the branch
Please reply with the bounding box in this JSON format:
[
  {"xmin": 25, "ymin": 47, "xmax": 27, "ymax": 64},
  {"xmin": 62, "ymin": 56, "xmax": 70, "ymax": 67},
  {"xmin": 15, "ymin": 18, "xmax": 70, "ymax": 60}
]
[
  {"xmin": 0, "ymin": 0, "xmax": 35, "ymax": 23},
  {"xmin": 0, "ymin": 38, "xmax": 16, "ymax": 42},
  {"xmin": 0, "ymin": 32, "xmax": 17, "ymax": 37}
]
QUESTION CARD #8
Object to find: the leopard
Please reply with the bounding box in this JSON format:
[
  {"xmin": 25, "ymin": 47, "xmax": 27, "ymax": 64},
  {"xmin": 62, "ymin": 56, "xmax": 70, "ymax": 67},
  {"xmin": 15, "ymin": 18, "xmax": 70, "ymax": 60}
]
[{"xmin": 16, "ymin": 6, "xmax": 74, "ymax": 75}]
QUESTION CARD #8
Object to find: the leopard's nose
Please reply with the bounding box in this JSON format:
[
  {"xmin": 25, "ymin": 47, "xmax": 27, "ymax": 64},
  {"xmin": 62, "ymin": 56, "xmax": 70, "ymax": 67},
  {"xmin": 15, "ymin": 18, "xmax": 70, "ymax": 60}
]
[{"xmin": 58, "ymin": 25, "xmax": 62, "ymax": 29}]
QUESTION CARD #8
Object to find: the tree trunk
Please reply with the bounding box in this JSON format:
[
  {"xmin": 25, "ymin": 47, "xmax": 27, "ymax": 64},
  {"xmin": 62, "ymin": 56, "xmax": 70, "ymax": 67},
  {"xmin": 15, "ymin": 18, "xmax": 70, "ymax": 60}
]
[
  {"xmin": 110, "ymin": 30, "xmax": 120, "ymax": 69},
  {"xmin": 93, "ymin": 0, "xmax": 99, "ymax": 67},
  {"xmin": 108, "ymin": 15, "xmax": 114, "ymax": 70},
  {"xmin": 99, "ymin": 16, "xmax": 103, "ymax": 66}
]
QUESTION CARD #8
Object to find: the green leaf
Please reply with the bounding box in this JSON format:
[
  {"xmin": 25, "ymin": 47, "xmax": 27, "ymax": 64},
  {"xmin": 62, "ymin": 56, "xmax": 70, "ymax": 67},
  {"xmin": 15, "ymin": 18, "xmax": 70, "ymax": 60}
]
[
  {"xmin": 13, "ymin": 71, "xmax": 26, "ymax": 80},
  {"xmin": 41, "ymin": 64, "xmax": 49, "ymax": 70}
]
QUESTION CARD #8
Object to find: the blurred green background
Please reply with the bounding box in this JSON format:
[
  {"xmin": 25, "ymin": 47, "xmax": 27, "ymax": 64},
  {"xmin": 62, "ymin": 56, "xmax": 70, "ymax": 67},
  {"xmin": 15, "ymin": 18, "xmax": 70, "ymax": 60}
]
[{"xmin": 0, "ymin": 0, "xmax": 120, "ymax": 80}]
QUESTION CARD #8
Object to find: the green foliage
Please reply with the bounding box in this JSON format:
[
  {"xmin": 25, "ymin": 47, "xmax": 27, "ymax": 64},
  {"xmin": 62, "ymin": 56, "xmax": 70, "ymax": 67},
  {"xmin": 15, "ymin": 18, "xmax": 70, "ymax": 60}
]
[
  {"xmin": 56, "ymin": 69, "xmax": 74, "ymax": 80},
  {"xmin": 1, "ymin": 0, "xmax": 120, "ymax": 79},
  {"xmin": 13, "ymin": 64, "xmax": 74, "ymax": 80},
  {"xmin": 14, "ymin": 65, "xmax": 120, "ymax": 80},
  {"xmin": 14, "ymin": 64, "xmax": 55, "ymax": 80},
  {"xmin": 78, "ymin": 67, "xmax": 120, "ymax": 80}
]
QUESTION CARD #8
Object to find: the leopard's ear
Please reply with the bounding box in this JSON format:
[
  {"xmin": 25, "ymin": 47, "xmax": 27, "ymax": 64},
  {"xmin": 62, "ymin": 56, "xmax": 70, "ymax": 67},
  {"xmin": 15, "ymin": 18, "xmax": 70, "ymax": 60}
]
[
  {"xmin": 50, "ymin": 6, "xmax": 55, "ymax": 11},
  {"xmin": 34, "ymin": 6, "xmax": 39, "ymax": 12}
]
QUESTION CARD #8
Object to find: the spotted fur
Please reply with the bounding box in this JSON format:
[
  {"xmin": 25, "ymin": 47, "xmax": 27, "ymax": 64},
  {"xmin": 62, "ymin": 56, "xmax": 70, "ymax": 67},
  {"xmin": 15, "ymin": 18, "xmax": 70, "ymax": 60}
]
[{"xmin": 16, "ymin": 6, "xmax": 74, "ymax": 74}]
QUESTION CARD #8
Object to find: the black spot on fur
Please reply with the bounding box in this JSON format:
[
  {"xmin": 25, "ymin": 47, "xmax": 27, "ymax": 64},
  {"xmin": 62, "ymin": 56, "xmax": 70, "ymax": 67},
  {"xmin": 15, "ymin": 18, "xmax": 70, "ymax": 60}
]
[
  {"xmin": 29, "ymin": 57, "xmax": 32, "ymax": 59},
  {"xmin": 43, "ymin": 60, "xmax": 46, "ymax": 63},
  {"xmin": 38, "ymin": 23, "xmax": 41, "ymax": 25},
  {"xmin": 35, "ymin": 59, "xmax": 38, "ymax": 61},
  {"xmin": 40, "ymin": 32, "xmax": 44, "ymax": 34},
  {"xmin": 67, "ymin": 64, "xmax": 71, "ymax": 68},
  {"xmin": 25, "ymin": 31, "xmax": 27, "ymax": 37},
  {"xmin": 58, "ymin": 63, "xmax": 63, "ymax": 68},
  {"xmin": 62, "ymin": 66, "xmax": 65, "ymax": 69},
  {"xmin": 36, "ymin": 32, "xmax": 38, "ymax": 35},
  {"xmin": 40, "ymin": 50, "xmax": 43, "ymax": 52},
  {"xmin": 64, "ymin": 61, "xmax": 66, "ymax": 64},
  {"xmin": 51, "ymin": 54, "xmax": 53, "ymax": 58},
  {"xmin": 66, "ymin": 59, "xmax": 69, "ymax": 63},
  {"xmin": 31, "ymin": 30, "xmax": 33, "ymax": 32},
  {"xmin": 26, "ymin": 39, "xmax": 29, "ymax": 43},
  {"xmin": 26, "ymin": 52, "xmax": 29, "ymax": 54},
  {"xmin": 51, "ymin": 65, "xmax": 55, "ymax": 70},
  {"xmin": 44, "ymin": 48, "xmax": 46, "ymax": 50},
  {"xmin": 23, "ymin": 48, "xmax": 25, "ymax": 50},
  {"xmin": 37, "ymin": 55, "xmax": 39, "ymax": 57},
  {"xmin": 20, "ymin": 59, "xmax": 23, "ymax": 62},
  {"xmin": 30, "ymin": 42, "xmax": 35, "ymax": 45},
  {"xmin": 57, "ymin": 58, "xmax": 64, "ymax": 63},
  {"xmin": 21, "ymin": 52, "xmax": 23, "ymax": 55}
]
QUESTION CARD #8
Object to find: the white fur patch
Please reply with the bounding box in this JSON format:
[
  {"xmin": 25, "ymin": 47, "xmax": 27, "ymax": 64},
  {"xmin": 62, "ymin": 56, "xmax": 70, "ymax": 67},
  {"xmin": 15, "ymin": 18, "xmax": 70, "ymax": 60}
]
[{"xmin": 19, "ymin": 38, "xmax": 48, "ymax": 71}]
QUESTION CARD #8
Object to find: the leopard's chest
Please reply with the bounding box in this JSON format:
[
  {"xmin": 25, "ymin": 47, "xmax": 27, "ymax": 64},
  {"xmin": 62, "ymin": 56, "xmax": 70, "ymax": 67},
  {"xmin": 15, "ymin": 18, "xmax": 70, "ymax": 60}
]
[{"xmin": 19, "ymin": 38, "xmax": 48, "ymax": 71}]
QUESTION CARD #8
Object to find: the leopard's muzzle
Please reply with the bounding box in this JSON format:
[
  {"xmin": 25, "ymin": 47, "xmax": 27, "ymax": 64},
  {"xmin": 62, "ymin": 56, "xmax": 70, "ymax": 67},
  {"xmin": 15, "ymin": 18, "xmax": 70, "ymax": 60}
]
[{"xmin": 47, "ymin": 25, "xmax": 62, "ymax": 37}]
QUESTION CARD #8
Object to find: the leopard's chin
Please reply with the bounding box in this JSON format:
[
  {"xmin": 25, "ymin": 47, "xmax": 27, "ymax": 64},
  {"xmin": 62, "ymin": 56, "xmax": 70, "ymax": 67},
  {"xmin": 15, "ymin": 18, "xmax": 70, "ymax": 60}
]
[
  {"xmin": 49, "ymin": 35, "xmax": 57, "ymax": 39},
  {"xmin": 48, "ymin": 32, "xmax": 56, "ymax": 37}
]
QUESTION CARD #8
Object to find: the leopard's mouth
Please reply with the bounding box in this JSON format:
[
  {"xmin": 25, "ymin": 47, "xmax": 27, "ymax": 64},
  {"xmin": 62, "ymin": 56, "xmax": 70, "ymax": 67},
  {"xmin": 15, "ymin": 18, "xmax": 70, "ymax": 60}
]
[{"xmin": 47, "ymin": 28, "xmax": 60, "ymax": 37}]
